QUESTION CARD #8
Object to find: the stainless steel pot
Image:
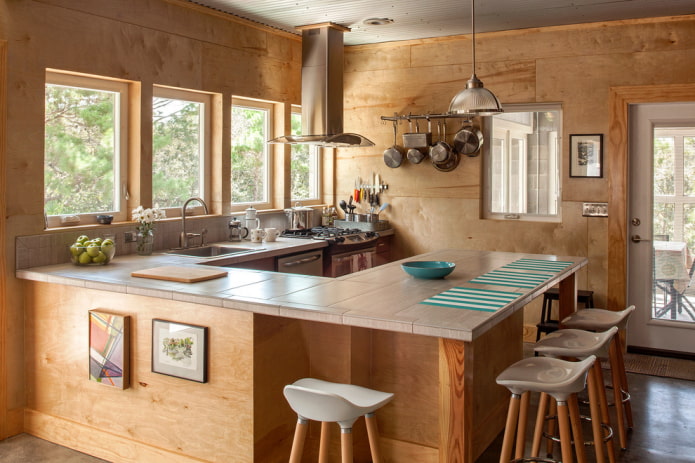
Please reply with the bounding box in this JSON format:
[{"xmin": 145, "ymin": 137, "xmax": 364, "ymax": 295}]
[{"xmin": 285, "ymin": 202, "xmax": 314, "ymax": 229}]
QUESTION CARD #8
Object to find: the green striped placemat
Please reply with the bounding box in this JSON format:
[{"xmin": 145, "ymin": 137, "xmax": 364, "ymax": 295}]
[
  {"xmin": 468, "ymin": 270, "xmax": 550, "ymax": 288},
  {"xmin": 501, "ymin": 258, "xmax": 574, "ymax": 273},
  {"xmin": 421, "ymin": 287, "xmax": 523, "ymax": 312}
]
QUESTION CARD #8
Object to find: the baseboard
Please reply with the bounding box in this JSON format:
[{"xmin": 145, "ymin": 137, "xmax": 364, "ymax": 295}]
[
  {"xmin": 23, "ymin": 409, "xmax": 205, "ymax": 463},
  {"xmin": 627, "ymin": 345, "xmax": 695, "ymax": 361}
]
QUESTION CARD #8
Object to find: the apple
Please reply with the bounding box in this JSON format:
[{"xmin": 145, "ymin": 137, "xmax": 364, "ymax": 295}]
[
  {"xmin": 86, "ymin": 244, "xmax": 100, "ymax": 257},
  {"xmin": 78, "ymin": 252, "xmax": 92, "ymax": 264},
  {"xmin": 70, "ymin": 244, "xmax": 83, "ymax": 257},
  {"xmin": 76, "ymin": 235, "xmax": 89, "ymax": 245},
  {"xmin": 92, "ymin": 251, "xmax": 107, "ymax": 263}
]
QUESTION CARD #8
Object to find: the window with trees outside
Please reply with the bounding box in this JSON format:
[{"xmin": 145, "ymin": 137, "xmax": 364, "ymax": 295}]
[
  {"xmin": 653, "ymin": 128, "xmax": 695, "ymax": 250},
  {"xmin": 231, "ymin": 98, "xmax": 271, "ymax": 206},
  {"xmin": 152, "ymin": 86, "xmax": 211, "ymax": 213},
  {"xmin": 290, "ymin": 107, "xmax": 320, "ymax": 201},
  {"xmin": 45, "ymin": 70, "xmax": 128, "ymax": 225},
  {"xmin": 484, "ymin": 103, "xmax": 562, "ymax": 221}
]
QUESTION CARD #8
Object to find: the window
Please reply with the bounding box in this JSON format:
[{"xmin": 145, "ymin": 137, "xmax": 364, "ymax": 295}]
[
  {"xmin": 484, "ymin": 103, "xmax": 561, "ymax": 221},
  {"xmin": 152, "ymin": 86, "xmax": 211, "ymax": 213},
  {"xmin": 290, "ymin": 107, "xmax": 320, "ymax": 201},
  {"xmin": 653, "ymin": 128, "xmax": 695, "ymax": 249},
  {"xmin": 44, "ymin": 70, "xmax": 128, "ymax": 224},
  {"xmin": 231, "ymin": 98, "xmax": 272, "ymax": 207}
]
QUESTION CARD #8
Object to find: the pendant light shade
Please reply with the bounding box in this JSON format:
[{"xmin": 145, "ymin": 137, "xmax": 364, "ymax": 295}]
[{"xmin": 448, "ymin": 0, "xmax": 503, "ymax": 116}]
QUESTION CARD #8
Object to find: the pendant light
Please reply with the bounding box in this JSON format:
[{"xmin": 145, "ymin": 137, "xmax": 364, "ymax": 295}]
[{"xmin": 448, "ymin": 0, "xmax": 503, "ymax": 116}]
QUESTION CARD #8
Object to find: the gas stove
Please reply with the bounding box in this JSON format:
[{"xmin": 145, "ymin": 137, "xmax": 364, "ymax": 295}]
[{"xmin": 282, "ymin": 226, "xmax": 379, "ymax": 245}]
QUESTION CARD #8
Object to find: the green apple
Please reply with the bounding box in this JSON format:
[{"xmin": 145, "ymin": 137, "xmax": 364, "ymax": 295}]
[
  {"xmin": 101, "ymin": 240, "xmax": 114, "ymax": 255},
  {"xmin": 92, "ymin": 251, "xmax": 107, "ymax": 263},
  {"xmin": 78, "ymin": 252, "xmax": 92, "ymax": 264},
  {"xmin": 76, "ymin": 235, "xmax": 89, "ymax": 245},
  {"xmin": 69, "ymin": 244, "xmax": 83, "ymax": 257},
  {"xmin": 86, "ymin": 244, "xmax": 100, "ymax": 257}
]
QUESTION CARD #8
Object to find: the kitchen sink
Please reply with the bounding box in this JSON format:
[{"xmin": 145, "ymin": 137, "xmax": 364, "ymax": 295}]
[{"xmin": 167, "ymin": 245, "xmax": 260, "ymax": 258}]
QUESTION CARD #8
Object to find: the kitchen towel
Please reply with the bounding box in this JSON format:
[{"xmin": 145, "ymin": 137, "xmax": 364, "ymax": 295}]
[
  {"xmin": 468, "ymin": 269, "xmax": 553, "ymax": 288},
  {"xmin": 421, "ymin": 287, "xmax": 523, "ymax": 312}
]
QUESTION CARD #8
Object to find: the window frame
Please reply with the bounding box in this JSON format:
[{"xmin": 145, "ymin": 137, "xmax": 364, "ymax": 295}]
[
  {"xmin": 152, "ymin": 85, "xmax": 212, "ymax": 218},
  {"xmin": 290, "ymin": 105, "xmax": 322, "ymax": 204},
  {"xmin": 230, "ymin": 97, "xmax": 274, "ymax": 212},
  {"xmin": 44, "ymin": 69, "xmax": 129, "ymax": 227},
  {"xmin": 483, "ymin": 103, "xmax": 562, "ymax": 222}
]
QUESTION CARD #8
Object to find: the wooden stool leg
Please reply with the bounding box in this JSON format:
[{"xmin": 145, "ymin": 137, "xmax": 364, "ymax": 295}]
[
  {"xmin": 614, "ymin": 336, "xmax": 634, "ymax": 428},
  {"xmin": 557, "ymin": 400, "xmax": 574, "ymax": 463},
  {"xmin": 319, "ymin": 421, "xmax": 331, "ymax": 463},
  {"xmin": 586, "ymin": 367, "xmax": 606, "ymax": 463},
  {"xmin": 546, "ymin": 397, "xmax": 558, "ymax": 457},
  {"xmin": 500, "ymin": 393, "xmax": 522, "ymax": 463},
  {"xmin": 365, "ymin": 413, "xmax": 384, "ymax": 463},
  {"xmin": 593, "ymin": 362, "xmax": 617, "ymax": 463},
  {"xmin": 289, "ymin": 418, "xmax": 308, "ymax": 463},
  {"xmin": 609, "ymin": 339, "xmax": 629, "ymax": 449},
  {"xmin": 341, "ymin": 429, "xmax": 353, "ymax": 463},
  {"xmin": 531, "ymin": 392, "xmax": 550, "ymax": 458},
  {"xmin": 515, "ymin": 391, "xmax": 531, "ymax": 460},
  {"xmin": 568, "ymin": 394, "xmax": 586, "ymax": 463}
]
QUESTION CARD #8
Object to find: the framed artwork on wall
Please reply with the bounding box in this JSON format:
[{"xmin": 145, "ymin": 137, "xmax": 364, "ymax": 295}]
[
  {"xmin": 152, "ymin": 319, "xmax": 208, "ymax": 383},
  {"xmin": 89, "ymin": 310, "xmax": 130, "ymax": 389},
  {"xmin": 570, "ymin": 134, "xmax": 603, "ymax": 178}
]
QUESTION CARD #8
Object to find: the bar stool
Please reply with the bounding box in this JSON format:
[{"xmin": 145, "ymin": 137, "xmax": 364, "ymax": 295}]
[
  {"xmin": 534, "ymin": 327, "xmax": 619, "ymax": 463},
  {"xmin": 536, "ymin": 288, "xmax": 595, "ymax": 341},
  {"xmin": 496, "ymin": 355, "xmax": 596, "ymax": 463},
  {"xmin": 561, "ymin": 305, "xmax": 636, "ymax": 450},
  {"xmin": 283, "ymin": 378, "xmax": 394, "ymax": 463}
]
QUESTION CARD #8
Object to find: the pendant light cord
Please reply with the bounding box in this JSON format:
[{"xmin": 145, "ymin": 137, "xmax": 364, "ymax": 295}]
[{"xmin": 471, "ymin": 0, "xmax": 476, "ymax": 76}]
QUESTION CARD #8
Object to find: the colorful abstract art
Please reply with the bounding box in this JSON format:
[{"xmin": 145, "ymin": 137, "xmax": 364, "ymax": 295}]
[{"xmin": 89, "ymin": 310, "xmax": 130, "ymax": 389}]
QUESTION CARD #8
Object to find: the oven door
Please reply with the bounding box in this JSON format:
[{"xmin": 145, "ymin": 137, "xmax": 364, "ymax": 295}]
[
  {"xmin": 276, "ymin": 250, "xmax": 324, "ymax": 276},
  {"xmin": 329, "ymin": 247, "xmax": 377, "ymax": 278}
]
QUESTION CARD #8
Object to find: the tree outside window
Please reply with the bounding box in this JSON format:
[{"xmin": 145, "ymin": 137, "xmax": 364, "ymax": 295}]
[{"xmin": 231, "ymin": 102, "xmax": 270, "ymax": 204}]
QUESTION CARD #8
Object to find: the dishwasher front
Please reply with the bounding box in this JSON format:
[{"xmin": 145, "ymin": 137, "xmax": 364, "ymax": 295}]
[{"xmin": 276, "ymin": 249, "xmax": 324, "ymax": 276}]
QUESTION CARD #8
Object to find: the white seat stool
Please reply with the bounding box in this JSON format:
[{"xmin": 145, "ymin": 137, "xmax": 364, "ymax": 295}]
[
  {"xmin": 496, "ymin": 355, "xmax": 596, "ymax": 463},
  {"xmin": 283, "ymin": 378, "xmax": 394, "ymax": 463},
  {"xmin": 561, "ymin": 305, "xmax": 635, "ymax": 450},
  {"xmin": 534, "ymin": 327, "xmax": 619, "ymax": 463}
]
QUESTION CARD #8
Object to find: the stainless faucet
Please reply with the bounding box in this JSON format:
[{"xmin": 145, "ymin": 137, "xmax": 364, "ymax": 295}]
[{"xmin": 180, "ymin": 197, "xmax": 209, "ymax": 248}]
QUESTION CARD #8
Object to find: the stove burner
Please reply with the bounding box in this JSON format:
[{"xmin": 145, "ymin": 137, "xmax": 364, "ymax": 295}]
[{"xmin": 281, "ymin": 226, "xmax": 378, "ymax": 245}]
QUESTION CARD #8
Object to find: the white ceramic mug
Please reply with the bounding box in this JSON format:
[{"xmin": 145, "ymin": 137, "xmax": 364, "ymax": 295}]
[
  {"xmin": 264, "ymin": 228, "xmax": 280, "ymax": 242},
  {"xmin": 250, "ymin": 228, "xmax": 266, "ymax": 243}
]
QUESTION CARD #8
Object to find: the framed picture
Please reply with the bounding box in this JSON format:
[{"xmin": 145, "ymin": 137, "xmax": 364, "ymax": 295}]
[
  {"xmin": 89, "ymin": 310, "xmax": 130, "ymax": 389},
  {"xmin": 152, "ymin": 319, "xmax": 208, "ymax": 383},
  {"xmin": 570, "ymin": 134, "xmax": 603, "ymax": 178}
]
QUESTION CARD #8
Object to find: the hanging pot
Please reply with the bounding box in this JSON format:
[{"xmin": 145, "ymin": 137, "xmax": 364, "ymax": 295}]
[
  {"xmin": 430, "ymin": 121, "xmax": 453, "ymax": 164},
  {"xmin": 453, "ymin": 124, "xmax": 483, "ymax": 157},
  {"xmin": 406, "ymin": 121, "xmax": 427, "ymax": 164},
  {"xmin": 383, "ymin": 120, "xmax": 404, "ymax": 168}
]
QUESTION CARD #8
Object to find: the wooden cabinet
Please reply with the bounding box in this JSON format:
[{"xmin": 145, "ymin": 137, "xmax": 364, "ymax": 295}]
[{"xmin": 375, "ymin": 234, "xmax": 393, "ymax": 267}]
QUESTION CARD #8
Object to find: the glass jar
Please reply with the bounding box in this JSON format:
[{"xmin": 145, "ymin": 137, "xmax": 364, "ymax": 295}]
[{"xmin": 136, "ymin": 229, "xmax": 154, "ymax": 256}]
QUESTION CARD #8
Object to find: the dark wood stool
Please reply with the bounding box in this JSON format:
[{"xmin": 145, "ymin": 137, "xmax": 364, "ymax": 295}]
[{"xmin": 536, "ymin": 288, "xmax": 594, "ymax": 341}]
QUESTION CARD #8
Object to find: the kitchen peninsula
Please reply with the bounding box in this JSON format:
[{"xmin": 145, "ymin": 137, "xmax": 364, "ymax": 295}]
[{"xmin": 17, "ymin": 248, "xmax": 586, "ymax": 463}]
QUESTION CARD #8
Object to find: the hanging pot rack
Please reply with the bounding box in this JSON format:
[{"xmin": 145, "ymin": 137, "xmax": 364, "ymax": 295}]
[{"xmin": 380, "ymin": 112, "xmax": 475, "ymax": 122}]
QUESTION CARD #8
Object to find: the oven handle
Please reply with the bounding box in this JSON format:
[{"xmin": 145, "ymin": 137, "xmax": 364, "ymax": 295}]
[{"xmin": 280, "ymin": 254, "xmax": 322, "ymax": 268}]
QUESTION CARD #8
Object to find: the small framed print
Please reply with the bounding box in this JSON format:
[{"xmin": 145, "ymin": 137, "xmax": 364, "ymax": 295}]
[
  {"xmin": 152, "ymin": 319, "xmax": 208, "ymax": 383},
  {"xmin": 570, "ymin": 134, "xmax": 603, "ymax": 178}
]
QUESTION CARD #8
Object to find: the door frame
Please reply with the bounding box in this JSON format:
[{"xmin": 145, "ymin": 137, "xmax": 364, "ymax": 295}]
[{"xmin": 608, "ymin": 84, "xmax": 695, "ymax": 311}]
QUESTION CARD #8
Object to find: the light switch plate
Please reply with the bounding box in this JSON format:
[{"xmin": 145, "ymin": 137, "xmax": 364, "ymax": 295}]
[{"xmin": 582, "ymin": 202, "xmax": 608, "ymax": 217}]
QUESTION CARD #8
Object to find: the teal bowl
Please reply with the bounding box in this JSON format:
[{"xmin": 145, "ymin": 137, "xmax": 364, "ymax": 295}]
[{"xmin": 401, "ymin": 261, "xmax": 456, "ymax": 279}]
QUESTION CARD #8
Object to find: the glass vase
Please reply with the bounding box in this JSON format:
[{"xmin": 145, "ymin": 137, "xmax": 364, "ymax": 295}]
[{"xmin": 136, "ymin": 230, "xmax": 154, "ymax": 256}]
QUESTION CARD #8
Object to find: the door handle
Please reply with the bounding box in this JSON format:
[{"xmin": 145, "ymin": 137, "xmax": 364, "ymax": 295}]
[{"xmin": 631, "ymin": 235, "xmax": 651, "ymax": 243}]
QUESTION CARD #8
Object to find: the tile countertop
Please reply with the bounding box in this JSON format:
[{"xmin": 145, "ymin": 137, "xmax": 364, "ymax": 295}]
[{"xmin": 16, "ymin": 245, "xmax": 587, "ymax": 342}]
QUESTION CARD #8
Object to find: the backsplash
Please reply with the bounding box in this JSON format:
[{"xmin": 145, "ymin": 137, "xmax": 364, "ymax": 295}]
[{"xmin": 15, "ymin": 211, "xmax": 302, "ymax": 269}]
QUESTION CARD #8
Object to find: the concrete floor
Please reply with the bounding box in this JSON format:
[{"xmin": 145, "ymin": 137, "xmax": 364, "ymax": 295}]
[{"xmin": 1, "ymin": 372, "xmax": 694, "ymax": 462}]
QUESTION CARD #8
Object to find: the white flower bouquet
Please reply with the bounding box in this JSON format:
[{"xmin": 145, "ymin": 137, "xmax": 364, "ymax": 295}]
[{"xmin": 131, "ymin": 204, "xmax": 166, "ymax": 235}]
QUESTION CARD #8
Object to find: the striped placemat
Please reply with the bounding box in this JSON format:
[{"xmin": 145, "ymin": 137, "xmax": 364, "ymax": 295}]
[
  {"xmin": 421, "ymin": 287, "xmax": 523, "ymax": 312},
  {"xmin": 468, "ymin": 270, "xmax": 551, "ymax": 288},
  {"xmin": 501, "ymin": 258, "xmax": 574, "ymax": 273}
]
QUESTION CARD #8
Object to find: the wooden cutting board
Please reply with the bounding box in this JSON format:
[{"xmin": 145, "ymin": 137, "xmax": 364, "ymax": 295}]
[{"xmin": 131, "ymin": 266, "xmax": 228, "ymax": 283}]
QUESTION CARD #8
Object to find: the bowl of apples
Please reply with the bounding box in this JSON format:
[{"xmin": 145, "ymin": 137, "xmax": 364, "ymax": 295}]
[{"xmin": 69, "ymin": 235, "xmax": 116, "ymax": 266}]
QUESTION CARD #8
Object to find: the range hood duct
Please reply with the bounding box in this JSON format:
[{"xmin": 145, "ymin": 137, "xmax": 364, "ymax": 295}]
[{"xmin": 269, "ymin": 23, "xmax": 374, "ymax": 148}]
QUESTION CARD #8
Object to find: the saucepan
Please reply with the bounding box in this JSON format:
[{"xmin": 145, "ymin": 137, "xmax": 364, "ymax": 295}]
[
  {"xmin": 430, "ymin": 121, "xmax": 453, "ymax": 164},
  {"xmin": 383, "ymin": 120, "xmax": 404, "ymax": 168},
  {"xmin": 453, "ymin": 123, "xmax": 483, "ymax": 157}
]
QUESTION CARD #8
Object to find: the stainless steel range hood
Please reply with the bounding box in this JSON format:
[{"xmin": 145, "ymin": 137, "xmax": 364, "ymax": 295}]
[{"xmin": 269, "ymin": 23, "xmax": 374, "ymax": 148}]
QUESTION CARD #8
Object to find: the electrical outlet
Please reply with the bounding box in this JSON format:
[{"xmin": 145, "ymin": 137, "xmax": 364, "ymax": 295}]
[
  {"xmin": 582, "ymin": 202, "xmax": 608, "ymax": 217},
  {"xmin": 124, "ymin": 231, "xmax": 136, "ymax": 242}
]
